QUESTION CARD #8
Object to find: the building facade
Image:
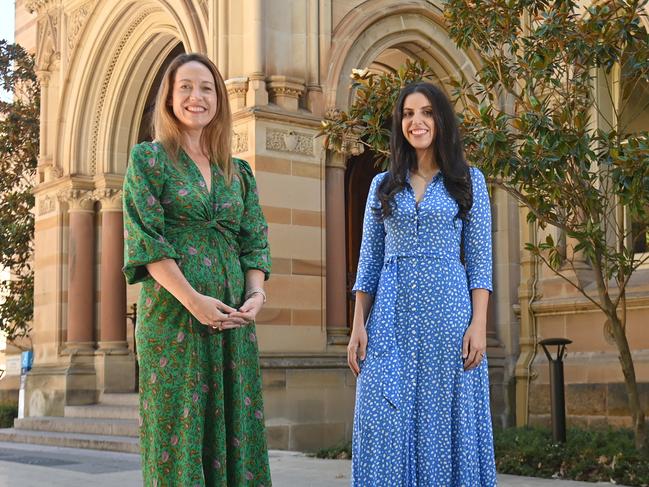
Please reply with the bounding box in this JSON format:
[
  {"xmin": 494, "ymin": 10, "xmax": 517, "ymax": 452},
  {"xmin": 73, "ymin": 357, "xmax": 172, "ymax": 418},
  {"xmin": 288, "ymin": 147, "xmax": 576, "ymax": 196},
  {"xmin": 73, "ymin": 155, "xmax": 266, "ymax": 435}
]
[{"xmin": 6, "ymin": 0, "xmax": 649, "ymax": 450}]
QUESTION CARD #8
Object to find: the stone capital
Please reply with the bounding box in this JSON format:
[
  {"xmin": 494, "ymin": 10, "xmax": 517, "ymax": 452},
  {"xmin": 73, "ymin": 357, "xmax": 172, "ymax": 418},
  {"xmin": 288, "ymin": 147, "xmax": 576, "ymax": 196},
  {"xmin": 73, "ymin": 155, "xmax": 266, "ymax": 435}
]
[
  {"xmin": 35, "ymin": 70, "xmax": 51, "ymax": 86},
  {"xmin": 226, "ymin": 77, "xmax": 249, "ymax": 111},
  {"xmin": 325, "ymin": 152, "xmax": 347, "ymax": 170},
  {"xmin": 58, "ymin": 189, "xmax": 96, "ymax": 212},
  {"xmin": 267, "ymin": 76, "xmax": 306, "ymax": 112},
  {"xmin": 94, "ymin": 188, "xmax": 123, "ymax": 212}
]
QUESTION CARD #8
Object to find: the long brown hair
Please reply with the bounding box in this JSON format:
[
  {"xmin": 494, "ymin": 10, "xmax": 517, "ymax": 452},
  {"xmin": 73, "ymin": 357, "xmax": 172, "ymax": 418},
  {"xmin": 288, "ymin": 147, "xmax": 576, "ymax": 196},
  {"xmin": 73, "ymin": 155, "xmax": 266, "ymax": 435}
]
[
  {"xmin": 152, "ymin": 53, "xmax": 234, "ymax": 183},
  {"xmin": 378, "ymin": 82, "xmax": 472, "ymax": 221}
]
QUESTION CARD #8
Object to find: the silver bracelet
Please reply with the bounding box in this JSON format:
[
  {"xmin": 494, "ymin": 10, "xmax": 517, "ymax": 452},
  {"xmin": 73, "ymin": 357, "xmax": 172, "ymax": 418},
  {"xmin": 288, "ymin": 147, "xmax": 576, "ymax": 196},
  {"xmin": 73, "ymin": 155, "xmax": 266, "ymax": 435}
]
[{"xmin": 245, "ymin": 287, "xmax": 267, "ymax": 303}]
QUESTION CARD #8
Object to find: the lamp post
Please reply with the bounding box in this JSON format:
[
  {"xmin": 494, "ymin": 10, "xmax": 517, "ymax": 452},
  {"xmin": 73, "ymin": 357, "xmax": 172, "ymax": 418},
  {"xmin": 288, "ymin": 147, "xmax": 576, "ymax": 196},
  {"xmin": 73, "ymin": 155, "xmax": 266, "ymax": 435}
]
[{"xmin": 539, "ymin": 337, "xmax": 572, "ymax": 443}]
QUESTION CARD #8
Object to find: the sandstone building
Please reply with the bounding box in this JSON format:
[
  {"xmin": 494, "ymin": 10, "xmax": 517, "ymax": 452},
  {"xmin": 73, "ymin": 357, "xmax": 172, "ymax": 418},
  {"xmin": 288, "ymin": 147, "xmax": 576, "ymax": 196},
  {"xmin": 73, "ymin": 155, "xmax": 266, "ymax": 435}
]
[{"xmin": 2, "ymin": 0, "xmax": 648, "ymax": 451}]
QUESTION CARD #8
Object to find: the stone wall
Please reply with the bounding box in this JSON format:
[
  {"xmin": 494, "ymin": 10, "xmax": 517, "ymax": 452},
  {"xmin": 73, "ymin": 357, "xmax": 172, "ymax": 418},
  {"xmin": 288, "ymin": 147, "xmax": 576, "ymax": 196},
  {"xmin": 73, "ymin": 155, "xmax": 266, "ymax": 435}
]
[
  {"xmin": 262, "ymin": 360, "xmax": 356, "ymax": 451},
  {"xmin": 530, "ymin": 382, "xmax": 649, "ymax": 429},
  {"xmin": 526, "ymin": 269, "xmax": 649, "ymax": 428}
]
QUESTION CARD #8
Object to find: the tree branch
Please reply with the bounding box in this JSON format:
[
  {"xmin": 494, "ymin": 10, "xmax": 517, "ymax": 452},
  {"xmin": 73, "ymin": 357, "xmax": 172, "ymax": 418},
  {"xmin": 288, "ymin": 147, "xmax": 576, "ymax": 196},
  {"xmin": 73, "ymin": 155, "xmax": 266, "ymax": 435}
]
[{"xmin": 536, "ymin": 251, "xmax": 607, "ymax": 313}]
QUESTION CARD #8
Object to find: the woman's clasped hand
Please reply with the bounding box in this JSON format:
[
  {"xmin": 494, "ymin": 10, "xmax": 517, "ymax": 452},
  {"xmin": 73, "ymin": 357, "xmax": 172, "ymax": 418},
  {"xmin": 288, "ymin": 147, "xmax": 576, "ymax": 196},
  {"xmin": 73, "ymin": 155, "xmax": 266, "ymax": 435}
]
[{"xmin": 186, "ymin": 292, "xmax": 265, "ymax": 331}]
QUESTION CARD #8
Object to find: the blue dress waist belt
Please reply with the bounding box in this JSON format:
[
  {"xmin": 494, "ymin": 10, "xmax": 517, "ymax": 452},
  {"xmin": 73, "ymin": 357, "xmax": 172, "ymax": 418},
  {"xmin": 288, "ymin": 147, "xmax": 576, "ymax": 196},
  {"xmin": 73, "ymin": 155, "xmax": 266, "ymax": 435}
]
[{"xmin": 370, "ymin": 253, "xmax": 463, "ymax": 410}]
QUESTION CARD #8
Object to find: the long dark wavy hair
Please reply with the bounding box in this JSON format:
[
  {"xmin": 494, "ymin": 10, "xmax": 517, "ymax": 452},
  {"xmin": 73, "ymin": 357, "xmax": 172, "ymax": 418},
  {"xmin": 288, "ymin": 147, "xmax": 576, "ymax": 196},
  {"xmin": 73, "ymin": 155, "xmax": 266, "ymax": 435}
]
[{"xmin": 377, "ymin": 82, "xmax": 472, "ymax": 221}]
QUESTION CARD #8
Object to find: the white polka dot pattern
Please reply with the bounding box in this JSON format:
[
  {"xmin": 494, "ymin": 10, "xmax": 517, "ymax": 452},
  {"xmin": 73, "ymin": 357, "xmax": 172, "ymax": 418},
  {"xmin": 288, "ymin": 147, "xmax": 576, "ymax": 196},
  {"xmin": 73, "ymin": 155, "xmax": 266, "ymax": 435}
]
[{"xmin": 351, "ymin": 167, "xmax": 497, "ymax": 486}]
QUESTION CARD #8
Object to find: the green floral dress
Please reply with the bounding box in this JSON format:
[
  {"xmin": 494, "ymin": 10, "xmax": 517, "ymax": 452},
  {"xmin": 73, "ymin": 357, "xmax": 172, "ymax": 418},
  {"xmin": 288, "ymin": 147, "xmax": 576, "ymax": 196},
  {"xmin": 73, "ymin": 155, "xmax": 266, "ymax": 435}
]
[{"xmin": 122, "ymin": 141, "xmax": 272, "ymax": 487}]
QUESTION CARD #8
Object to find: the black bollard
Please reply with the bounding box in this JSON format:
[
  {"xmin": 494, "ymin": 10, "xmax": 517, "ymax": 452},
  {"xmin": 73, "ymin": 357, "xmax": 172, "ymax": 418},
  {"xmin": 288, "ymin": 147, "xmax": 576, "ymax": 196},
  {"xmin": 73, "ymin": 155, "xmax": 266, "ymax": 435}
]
[{"xmin": 539, "ymin": 338, "xmax": 572, "ymax": 443}]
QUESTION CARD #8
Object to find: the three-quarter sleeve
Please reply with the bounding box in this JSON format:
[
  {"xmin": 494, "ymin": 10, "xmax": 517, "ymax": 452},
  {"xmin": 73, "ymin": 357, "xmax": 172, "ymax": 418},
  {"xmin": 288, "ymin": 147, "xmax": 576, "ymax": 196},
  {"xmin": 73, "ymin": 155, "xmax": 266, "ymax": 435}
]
[
  {"xmin": 236, "ymin": 159, "xmax": 271, "ymax": 280},
  {"xmin": 122, "ymin": 142, "xmax": 180, "ymax": 284},
  {"xmin": 463, "ymin": 166, "xmax": 493, "ymax": 292},
  {"xmin": 352, "ymin": 174, "xmax": 386, "ymax": 296}
]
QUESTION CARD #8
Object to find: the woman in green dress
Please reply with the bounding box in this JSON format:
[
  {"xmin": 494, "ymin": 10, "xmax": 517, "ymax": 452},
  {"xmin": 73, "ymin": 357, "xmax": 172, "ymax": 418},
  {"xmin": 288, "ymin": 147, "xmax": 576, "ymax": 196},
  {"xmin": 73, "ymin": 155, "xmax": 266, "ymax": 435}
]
[{"xmin": 122, "ymin": 53, "xmax": 272, "ymax": 486}]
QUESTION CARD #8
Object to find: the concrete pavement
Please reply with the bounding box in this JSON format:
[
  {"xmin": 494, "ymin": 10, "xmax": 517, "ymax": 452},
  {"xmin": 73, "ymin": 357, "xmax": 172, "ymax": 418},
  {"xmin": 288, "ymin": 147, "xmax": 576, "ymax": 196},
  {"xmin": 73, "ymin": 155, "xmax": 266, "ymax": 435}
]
[{"xmin": 0, "ymin": 442, "xmax": 623, "ymax": 486}]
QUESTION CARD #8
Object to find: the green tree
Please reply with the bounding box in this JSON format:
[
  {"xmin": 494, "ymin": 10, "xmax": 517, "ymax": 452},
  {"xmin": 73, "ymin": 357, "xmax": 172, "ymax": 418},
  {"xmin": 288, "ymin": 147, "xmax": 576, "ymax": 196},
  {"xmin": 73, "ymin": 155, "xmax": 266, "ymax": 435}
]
[
  {"xmin": 321, "ymin": 1, "xmax": 649, "ymax": 449},
  {"xmin": 0, "ymin": 40, "xmax": 39, "ymax": 342}
]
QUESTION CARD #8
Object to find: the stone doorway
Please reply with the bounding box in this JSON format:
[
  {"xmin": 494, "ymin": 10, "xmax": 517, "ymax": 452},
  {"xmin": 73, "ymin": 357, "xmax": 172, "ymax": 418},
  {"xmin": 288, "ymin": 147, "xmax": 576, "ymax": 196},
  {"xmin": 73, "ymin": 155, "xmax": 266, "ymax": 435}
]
[
  {"xmin": 136, "ymin": 42, "xmax": 186, "ymax": 143},
  {"xmin": 344, "ymin": 151, "xmax": 381, "ymax": 329}
]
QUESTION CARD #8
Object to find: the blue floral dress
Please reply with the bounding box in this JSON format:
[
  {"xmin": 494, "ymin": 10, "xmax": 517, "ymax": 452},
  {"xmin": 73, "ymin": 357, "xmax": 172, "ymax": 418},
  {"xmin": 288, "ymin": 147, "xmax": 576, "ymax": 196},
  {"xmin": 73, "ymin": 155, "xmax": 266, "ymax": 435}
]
[{"xmin": 352, "ymin": 167, "xmax": 497, "ymax": 486}]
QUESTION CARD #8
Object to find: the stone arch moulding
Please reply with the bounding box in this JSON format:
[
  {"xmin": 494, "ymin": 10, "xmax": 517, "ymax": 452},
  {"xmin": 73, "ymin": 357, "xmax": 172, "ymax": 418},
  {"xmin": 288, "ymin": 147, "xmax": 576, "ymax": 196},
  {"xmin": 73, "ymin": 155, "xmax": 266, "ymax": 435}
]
[
  {"xmin": 58, "ymin": 0, "xmax": 206, "ymax": 176},
  {"xmin": 98, "ymin": 29, "xmax": 182, "ymax": 176},
  {"xmin": 325, "ymin": 0, "xmax": 482, "ymax": 111}
]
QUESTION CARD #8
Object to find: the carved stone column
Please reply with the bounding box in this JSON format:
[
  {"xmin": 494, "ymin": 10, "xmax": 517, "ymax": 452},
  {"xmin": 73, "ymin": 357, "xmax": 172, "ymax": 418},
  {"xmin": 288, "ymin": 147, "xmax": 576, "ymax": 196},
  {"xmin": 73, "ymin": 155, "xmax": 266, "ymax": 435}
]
[
  {"xmin": 95, "ymin": 188, "xmax": 135, "ymax": 393},
  {"xmin": 305, "ymin": 0, "xmax": 324, "ymax": 115},
  {"xmin": 35, "ymin": 70, "xmax": 52, "ymax": 183},
  {"xmin": 61, "ymin": 189, "xmax": 96, "ymax": 353},
  {"xmin": 326, "ymin": 153, "xmax": 349, "ymax": 345},
  {"xmin": 97, "ymin": 189, "xmax": 127, "ymax": 350},
  {"xmin": 57, "ymin": 188, "xmax": 97, "ymax": 406},
  {"xmin": 30, "ymin": 2, "xmax": 62, "ymax": 183},
  {"xmin": 245, "ymin": 0, "xmax": 268, "ymax": 106}
]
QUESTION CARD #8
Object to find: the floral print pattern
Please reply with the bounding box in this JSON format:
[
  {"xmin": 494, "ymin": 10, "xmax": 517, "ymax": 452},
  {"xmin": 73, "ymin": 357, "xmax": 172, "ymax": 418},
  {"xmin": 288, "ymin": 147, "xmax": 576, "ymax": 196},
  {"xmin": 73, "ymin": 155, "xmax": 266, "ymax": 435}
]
[
  {"xmin": 351, "ymin": 168, "xmax": 497, "ymax": 486},
  {"xmin": 123, "ymin": 142, "xmax": 272, "ymax": 486}
]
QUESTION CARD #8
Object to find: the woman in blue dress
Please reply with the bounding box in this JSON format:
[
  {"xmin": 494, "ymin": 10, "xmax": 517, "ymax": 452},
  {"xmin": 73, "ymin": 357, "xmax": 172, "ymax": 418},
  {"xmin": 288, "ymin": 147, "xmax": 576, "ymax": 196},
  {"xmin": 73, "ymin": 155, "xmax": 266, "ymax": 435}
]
[{"xmin": 347, "ymin": 82, "xmax": 497, "ymax": 486}]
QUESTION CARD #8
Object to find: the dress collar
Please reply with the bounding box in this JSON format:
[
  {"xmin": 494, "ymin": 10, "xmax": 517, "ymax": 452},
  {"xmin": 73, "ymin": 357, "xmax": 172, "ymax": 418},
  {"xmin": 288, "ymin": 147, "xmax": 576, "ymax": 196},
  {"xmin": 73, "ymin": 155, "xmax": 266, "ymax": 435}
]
[{"xmin": 405, "ymin": 169, "xmax": 443, "ymax": 186}]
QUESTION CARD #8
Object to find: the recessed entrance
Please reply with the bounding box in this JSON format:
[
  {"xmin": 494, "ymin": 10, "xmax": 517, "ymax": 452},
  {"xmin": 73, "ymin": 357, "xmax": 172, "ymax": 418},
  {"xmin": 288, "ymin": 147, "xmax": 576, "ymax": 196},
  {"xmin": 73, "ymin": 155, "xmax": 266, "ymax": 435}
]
[{"xmin": 137, "ymin": 42, "xmax": 186, "ymax": 142}]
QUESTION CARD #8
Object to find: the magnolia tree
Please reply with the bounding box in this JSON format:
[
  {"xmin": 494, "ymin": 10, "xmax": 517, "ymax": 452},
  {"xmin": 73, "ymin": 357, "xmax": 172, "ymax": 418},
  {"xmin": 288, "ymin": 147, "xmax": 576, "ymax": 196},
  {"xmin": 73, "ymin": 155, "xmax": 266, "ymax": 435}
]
[
  {"xmin": 321, "ymin": 1, "xmax": 649, "ymax": 448},
  {"xmin": 0, "ymin": 40, "xmax": 39, "ymax": 343}
]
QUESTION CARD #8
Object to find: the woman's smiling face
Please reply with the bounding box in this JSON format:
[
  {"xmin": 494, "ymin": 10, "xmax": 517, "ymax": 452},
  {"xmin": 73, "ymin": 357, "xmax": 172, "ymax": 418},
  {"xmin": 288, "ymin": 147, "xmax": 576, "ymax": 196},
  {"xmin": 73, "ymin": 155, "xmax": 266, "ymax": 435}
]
[
  {"xmin": 171, "ymin": 61, "xmax": 217, "ymax": 132},
  {"xmin": 401, "ymin": 92, "xmax": 435, "ymax": 153}
]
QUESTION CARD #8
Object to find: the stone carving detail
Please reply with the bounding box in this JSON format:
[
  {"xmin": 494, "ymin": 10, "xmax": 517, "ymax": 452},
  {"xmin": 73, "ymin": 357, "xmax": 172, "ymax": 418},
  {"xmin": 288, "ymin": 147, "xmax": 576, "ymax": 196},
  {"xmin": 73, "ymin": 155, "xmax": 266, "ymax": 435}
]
[
  {"xmin": 58, "ymin": 189, "xmax": 96, "ymax": 211},
  {"xmin": 89, "ymin": 9, "xmax": 154, "ymax": 175},
  {"xmin": 67, "ymin": 1, "xmax": 95, "ymax": 54},
  {"xmin": 269, "ymin": 84, "xmax": 304, "ymax": 98},
  {"xmin": 94, "ymin": 188, "xmax": 123, "ymax": 211},
  {"xmin": 26, "ymin": 0, "xmax": 60, "ymax": 14},
  {"xmin": 265, "ymin": 128, "xmax": 314, "ymax": 156},
  {"xmin": 37, "ymin": 195, "xmax": 57, "ymax": 216},
  {"xmin": 36, "ymin": 8, "xmax": 61, "ymax": 70},
  {"xmin": 232, "ymin": 131, "xmax": 248, "ymax": 154},
  {"xmin": 226, "ymin": 79, "xmax": 248, "ymax": 96}
]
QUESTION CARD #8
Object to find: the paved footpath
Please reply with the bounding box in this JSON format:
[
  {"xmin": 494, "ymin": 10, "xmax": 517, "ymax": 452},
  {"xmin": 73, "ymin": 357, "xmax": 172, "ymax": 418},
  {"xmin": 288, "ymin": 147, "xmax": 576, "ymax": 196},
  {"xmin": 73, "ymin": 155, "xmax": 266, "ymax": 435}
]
[{"xmin": 0, "ymin": 442, "xmax": 623, "ymax": 486}]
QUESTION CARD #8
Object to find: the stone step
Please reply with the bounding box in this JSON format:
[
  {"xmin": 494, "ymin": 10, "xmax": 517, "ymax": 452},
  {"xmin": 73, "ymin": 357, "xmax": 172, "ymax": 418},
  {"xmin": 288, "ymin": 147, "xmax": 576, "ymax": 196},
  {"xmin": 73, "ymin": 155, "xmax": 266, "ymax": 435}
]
[
  {"xmin": 99, "ymin": 393, "xmax": 139, "ymax": 407},
  {"xmin": 14, "ymin": 416, "xmax": 139, "ymax": 438},
  {"xmin": 0, "ymin": 428, "xmax": 140, "ymax": 454},
  {"xmin": 64, "ymin": 404, "xmax": 139, "ymax": 420}
]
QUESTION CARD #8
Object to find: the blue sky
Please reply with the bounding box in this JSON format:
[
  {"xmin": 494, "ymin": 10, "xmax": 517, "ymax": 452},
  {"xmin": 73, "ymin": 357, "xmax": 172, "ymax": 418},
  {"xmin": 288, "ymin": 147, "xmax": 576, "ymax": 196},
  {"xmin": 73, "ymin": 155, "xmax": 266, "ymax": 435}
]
[
  {"xmin": 1, "ymin": 1, "xmax": 15, "ymax": 43},
  {"xmin": 1, "ymin": 1, "xmax": 16, "ymax": 102}
]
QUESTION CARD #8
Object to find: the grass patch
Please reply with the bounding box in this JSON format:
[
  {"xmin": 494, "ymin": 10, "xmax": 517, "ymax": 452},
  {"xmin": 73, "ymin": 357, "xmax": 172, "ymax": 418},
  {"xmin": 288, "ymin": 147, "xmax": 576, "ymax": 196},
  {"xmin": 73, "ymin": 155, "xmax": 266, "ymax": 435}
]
[
  {"xmin": 314, "ymin": 442, "xmax": 352, "ymax": 460},
  {"xmin": 495, "ymin": 427, "xmax": 649, "ymax": 486},
  {"xmin": 0, "ymin": 402, "xmax": 18, "ymax": 428},
  {"xmin": 314, "ymin": 427, "xmax": 649, "ymax": 485}
]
